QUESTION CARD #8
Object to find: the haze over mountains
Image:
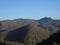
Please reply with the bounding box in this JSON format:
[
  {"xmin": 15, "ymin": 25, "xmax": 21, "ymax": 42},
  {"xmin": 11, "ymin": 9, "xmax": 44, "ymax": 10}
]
[{"xmin": 0, "ymin": 17, "xmax": 60, "ymax": 45}]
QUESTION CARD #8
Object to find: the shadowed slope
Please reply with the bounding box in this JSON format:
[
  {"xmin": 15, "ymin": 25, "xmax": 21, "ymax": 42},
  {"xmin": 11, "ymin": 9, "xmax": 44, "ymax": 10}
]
[
  {"xmin": 36, "ymin": 30, "xmax": 60, "ymax": 45},
  {"xmin": 4, "ymin": 25, "xmax": 29, "ymax": 43}
]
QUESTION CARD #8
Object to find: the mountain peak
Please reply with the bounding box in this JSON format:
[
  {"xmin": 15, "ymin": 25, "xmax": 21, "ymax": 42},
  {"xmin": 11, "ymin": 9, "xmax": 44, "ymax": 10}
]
[
  {"xmin": 38, "ymin": 17, "xmax": 53, "ymax": 23},
  {"xmin": 40, "ymin": 17, "xmax": 53, "ymax": 20}
]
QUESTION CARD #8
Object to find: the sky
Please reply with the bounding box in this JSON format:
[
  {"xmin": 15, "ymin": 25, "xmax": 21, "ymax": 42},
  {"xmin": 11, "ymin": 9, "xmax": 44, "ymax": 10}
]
[{"xmin": 0, "ymin": 0, "xmax": 60, "ymax": 20}]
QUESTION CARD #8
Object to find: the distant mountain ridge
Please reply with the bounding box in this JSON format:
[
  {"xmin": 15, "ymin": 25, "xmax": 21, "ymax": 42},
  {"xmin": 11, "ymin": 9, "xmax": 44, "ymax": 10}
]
[{"xmin": 0, "ymin": 17, "xmax": 60, "ymax": 31}]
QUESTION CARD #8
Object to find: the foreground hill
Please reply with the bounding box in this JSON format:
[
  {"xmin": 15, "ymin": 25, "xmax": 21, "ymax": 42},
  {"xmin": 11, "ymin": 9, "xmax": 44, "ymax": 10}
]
[{"xmin": 4, "ymin": 24, "xmax": 50, "ymax": 45}]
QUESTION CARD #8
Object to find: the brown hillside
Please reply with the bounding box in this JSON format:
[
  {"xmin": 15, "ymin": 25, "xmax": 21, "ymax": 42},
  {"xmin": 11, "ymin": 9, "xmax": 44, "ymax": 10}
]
[{"xmin": 4, "ymin": 24, "xmax": 50, "ymax": 45}]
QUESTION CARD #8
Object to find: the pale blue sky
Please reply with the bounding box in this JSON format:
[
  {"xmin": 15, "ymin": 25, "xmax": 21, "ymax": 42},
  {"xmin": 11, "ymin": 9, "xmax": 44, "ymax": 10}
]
[{"xmin": 0, "ymin": 0, "xmax": 60, "ymax": 20}]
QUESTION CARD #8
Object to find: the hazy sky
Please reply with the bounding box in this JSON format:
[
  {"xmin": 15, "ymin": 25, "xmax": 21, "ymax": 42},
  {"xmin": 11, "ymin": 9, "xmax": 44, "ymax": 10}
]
[{"xmin": 0, "ymin": 0, "xmax": 60, "ymax": 20}]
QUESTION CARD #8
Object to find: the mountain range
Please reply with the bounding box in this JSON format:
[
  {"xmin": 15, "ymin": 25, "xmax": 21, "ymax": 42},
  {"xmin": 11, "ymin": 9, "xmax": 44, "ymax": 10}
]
[{"xmin": 0, "ymin": 17, "xmax": 60, "ymax": 45}]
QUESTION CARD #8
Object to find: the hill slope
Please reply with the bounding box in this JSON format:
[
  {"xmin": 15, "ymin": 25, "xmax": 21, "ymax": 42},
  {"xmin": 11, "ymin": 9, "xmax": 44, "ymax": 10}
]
[{"xmin": 4, "ymin": 24, "xmax": 50, "ymax": 45}]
